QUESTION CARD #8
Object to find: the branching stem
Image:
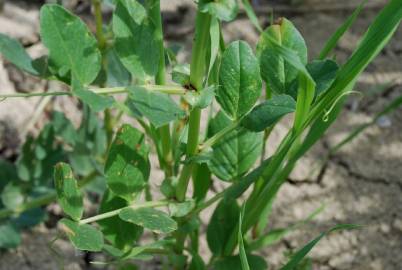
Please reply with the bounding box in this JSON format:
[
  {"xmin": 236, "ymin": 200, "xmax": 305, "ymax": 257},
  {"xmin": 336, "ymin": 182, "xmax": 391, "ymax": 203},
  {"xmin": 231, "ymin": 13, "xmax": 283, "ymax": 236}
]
[
  {"xmin": 79, "ymin": 200, "xmax": 170, "ymax": 224},
  {"xmin": 0, "ymin": 85, "xmax": 186, "ymax": 99}
]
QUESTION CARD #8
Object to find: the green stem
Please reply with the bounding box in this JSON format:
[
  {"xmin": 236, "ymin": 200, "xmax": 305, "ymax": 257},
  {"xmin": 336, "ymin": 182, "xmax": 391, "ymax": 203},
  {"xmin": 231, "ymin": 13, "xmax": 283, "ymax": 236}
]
[
  {"xmin": 92, "ymin": 0, "xmax": 106, "ymax": 50},
  {"xmin": 175, "ymin": 108, "xmax": 201, "ymax": 201},
  {"xmin": 175, "ymin": 11, "xmax": 211, "ymax": 202},
  {"xmin": 79, "ymin": 200, "xmax": 170, "ymax": 224},
  {"xmin": 0, "ymin": 85, "xmax": 186, "ymax": 99},
  {"xmin": 147, "ymin": 0, "xmax": 173, "ymax": 177}
]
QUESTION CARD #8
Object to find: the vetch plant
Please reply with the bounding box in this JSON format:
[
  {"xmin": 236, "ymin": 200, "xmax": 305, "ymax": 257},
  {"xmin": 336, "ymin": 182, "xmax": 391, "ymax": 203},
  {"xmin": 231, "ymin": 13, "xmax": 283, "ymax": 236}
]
[{"xmin": 0, "ymin": 0, "xmax": 401, "ymax": 269}]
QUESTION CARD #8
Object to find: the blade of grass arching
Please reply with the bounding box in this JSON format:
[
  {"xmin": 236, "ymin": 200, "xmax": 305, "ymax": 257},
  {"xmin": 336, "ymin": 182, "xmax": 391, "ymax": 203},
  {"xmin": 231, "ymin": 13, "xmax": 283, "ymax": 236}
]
[
  {"xmin": 248, "ymin": 204, "xmax": 325, "ymax": 251},
  {"xmin": 241, "ymin": 0, "xmax": 263, "ymax": 33},
  {"xmin": 310, "ymin": 0, "xmax": 402, "ymax": 126},
  {"xmin": 318, "ymin": 0, "xmax": 368, "ymax": 60},
  {"xmin": 280, "ymin": 224, "xmax": 361, "ymax": 270},
  {"xmin": 239, "ymin": 205, "xmax": 250, "ymax": 270}
]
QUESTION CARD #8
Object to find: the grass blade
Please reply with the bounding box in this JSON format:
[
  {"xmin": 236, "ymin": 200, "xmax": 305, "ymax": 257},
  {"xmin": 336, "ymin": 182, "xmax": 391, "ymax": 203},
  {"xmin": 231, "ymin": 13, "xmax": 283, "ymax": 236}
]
[
  {"xmin": 319, "ymin": 0, "xmax": 368, "ymax": 60},
  {"xmin": 330, "ymin": 93, "xmax": 402, "ymax": 154},
  {"xmin": 241, "ymin": 0, "xmax": 262, "ymax": 33},
  {"xmin": 280, "ymin": 224, "xmax": 361, "ymax": 270},
  {"xmin": 238, "ymin": 205, "xmax": 250, "ymax": 270},
  {"xmin": 312, "ymin": 0, "xmax": 402, "ymax": 122},
  {"xmin": 249, "ymin": 204, "xmax": 325, "ymax": 251}
]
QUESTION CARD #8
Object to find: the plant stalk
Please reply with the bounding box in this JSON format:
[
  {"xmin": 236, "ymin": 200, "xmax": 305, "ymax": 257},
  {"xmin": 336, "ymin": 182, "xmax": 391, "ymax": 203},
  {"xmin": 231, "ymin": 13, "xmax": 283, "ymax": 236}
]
[
  {"xmin": 0, "ymin": 85, "xmax": 186, "ymax": 99},
  {"xmin": 147, "ymin": 0, "xmax": 173, "ymax": 177},
  {"xmin": 175, "ymin": 11, "xmax": 212, "ymax": 202}
]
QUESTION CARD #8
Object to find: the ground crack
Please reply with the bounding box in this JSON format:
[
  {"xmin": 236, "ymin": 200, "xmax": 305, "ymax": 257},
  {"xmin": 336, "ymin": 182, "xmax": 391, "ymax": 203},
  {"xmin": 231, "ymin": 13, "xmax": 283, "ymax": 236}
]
[{"xmin": 331, "ymin": 157, "xmax": 396, "ymax": 189}]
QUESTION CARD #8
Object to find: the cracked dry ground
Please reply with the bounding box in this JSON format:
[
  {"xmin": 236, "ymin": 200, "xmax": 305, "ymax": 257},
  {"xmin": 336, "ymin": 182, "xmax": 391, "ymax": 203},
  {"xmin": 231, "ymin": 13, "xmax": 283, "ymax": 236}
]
[{"xmin": 1, "ymin": 0, "xmax": 402, "ymax": 269}]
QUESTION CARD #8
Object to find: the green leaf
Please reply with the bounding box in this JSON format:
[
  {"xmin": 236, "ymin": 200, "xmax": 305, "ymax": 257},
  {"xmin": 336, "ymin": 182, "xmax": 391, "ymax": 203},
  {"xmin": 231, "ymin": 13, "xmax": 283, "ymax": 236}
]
[
  {"xmin": 0, "ymin": 33, "xmax": 41, "ymax": 76},
  {"xmin": 241, "ymin": 0, "xmax": 262, "ymax": 32},
  {"xmin": 265, "ymin": 36, "xmax": 315, "ymax": 132},
  {"xmin": 0, "ymin": 160, "xmax": 17, "ymax": 192},
  {"xmin": 238, "ymin": 205, "xmax": 250, "ymax": 270},
  {"xmin": 40, "ymin": 4, "xmax": 101, "ymax": 84},
  {"xmin": 207, "ymin": 111, "xmax": 263, "ymax": 181},
  {"xmin": 0, "ymin": 222, "xmax": 21, "ymax": 249},
  {"xmin": 257, "ymin": 18, "xmax": 307, "ymax": 95},
  {"xmin": 98, "ymin": 190, "xmax": 143, "ymax": 251},
  {"xmin": 105, "ymin": 124, "xmax": 150, "ymax": 201},
  {"xmin": 199, "ymin": 0, "xmax": 239, "ymax": 22},
  {"xmin": 60, "ymin": 218, "xmax": 104, "ymax": 252},
  {"xmin": 119, "ymin": 207, "xmax": 177, "ymax": 234},
  {"xmin": 11, "ymin": 208, "xmax": 47, "ymax": 229},
  {"xmin": 169, "ymin": 200, "xmax": 195, "ymax": 217},
  {"xmin": 128, "ymin": 86, "xmax": 186, "ymax": 128},
  {"xmin": 54, "ymin": 163, "xmax": 83, "ymax": 221},
  {"xmin": 218, "ymin": 41, "xmax": 262, "ymax": 119},
  {"xmin": 193, "ymin": 163, "xmax": 212, "ymax": 202},
  {"xmin": 72, "ymin": 78, "xmax": 114, "ymax": 112},
  {"xmin": 113, "ymin": 0, "xmax": 159, "ymax": 80},
  {"xmin": 280, "ymin": 224, "xmax": 361, "ymax": 270},
  {"xmin": 213, "ymin": 255, "xmax": 267, "ymax": 270},
  {"xmin": 1, "ymin": 183, "xmax": 24, "ymax": 211},
  {"xmin": 307, "ymin": 60, "xmax": 339, "ymax": 97},
  {"xmin": 241, "ymin": 95, "xmax": 296, "ymax": 132},
  {"xmin": 207, "ymin": 199, "xmax": 240, "ymax": 256},
  {"xmin": 16, "ymin": 124, "xmax": 65, "ymax": 185}
]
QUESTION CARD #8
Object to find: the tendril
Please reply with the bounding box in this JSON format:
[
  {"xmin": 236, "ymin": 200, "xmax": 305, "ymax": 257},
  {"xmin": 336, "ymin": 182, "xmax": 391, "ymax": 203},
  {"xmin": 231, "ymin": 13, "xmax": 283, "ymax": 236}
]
[{"xmin": 323, "ymin": 91, "xmax": 363, "ymax": 122}]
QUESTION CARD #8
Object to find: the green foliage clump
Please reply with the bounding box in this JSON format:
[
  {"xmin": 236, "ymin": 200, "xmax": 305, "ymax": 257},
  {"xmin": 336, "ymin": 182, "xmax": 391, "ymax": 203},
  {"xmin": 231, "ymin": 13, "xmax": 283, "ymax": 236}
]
[{"xmin": 0, "ymin": 0, "xmax": 401, "ymax": 269}]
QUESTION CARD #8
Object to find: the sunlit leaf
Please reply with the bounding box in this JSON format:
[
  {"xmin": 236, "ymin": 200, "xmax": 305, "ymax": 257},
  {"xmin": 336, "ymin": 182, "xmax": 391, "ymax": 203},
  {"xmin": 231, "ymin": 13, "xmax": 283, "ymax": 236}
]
[
  {"xmin": 257, "ymin": 18, "xmax": 307, "ymax": 96},
  {"xmin": 113, "ymin": 0, "xmax": 159, "ymax": 80},
  {"xmin": 40, "ymin": 4, "xmax": 101, "ymax": 84}
]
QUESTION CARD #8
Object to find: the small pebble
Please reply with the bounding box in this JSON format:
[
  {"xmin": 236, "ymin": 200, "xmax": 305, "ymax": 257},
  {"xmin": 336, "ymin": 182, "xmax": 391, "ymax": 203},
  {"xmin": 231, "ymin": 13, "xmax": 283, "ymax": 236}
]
[{"xmin": 376, "ymin": 115, "xmax": 392, "ymax": 128}]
